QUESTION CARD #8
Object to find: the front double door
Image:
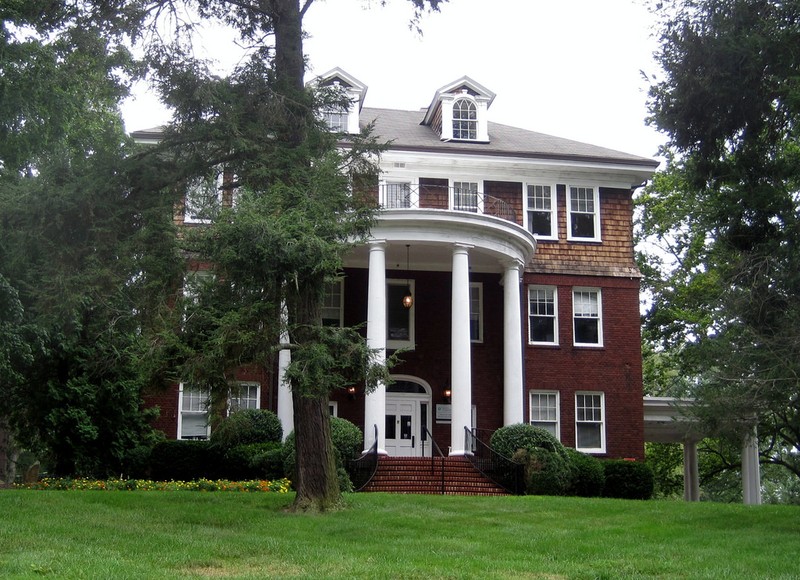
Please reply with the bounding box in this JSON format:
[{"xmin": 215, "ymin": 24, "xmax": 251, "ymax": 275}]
[{"xmin": 385, "ymin": 394, "xmax": 431, "ymax": 457}]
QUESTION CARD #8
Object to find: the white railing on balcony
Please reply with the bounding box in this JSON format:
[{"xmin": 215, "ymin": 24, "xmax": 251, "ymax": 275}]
[{"xmin": 379, "ymin": 183, "xmax": 517, "ymax": 224}]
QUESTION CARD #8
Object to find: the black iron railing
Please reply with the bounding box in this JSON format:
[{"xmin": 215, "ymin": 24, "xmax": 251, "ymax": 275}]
[
  {"xmin": 348, "ymin": 424, "xmax": 380, "ymax": 492},
  {"xmin": 463, "ymin": 427, "xmax": 525, "ymax": 495},
  {"xmin": 378, "ymin": 184, "xmax": 517, "ymax": 224},
  {"xmin": 421, "ymin": 426, "xmax": 446, "ymax": 495}
]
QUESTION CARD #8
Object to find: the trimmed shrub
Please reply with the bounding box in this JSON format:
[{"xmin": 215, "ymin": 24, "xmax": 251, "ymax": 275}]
[
  {"xmin": 602, "ymin": 460, "xmax": 655, "ymax": 500},
  {"xmin": 223, "ymin": 442, "xmax": 282, "ymax": 480},
  {"xmin": 209, "ymin": 409, "xmax": 282, "ymax": 450},
  {"xmin": 564, "ymin": 448, "xmax": 605, "ymax": 497},
  {"xmin": 149, "ymin": 440, "xmax": 224, "ymax": 481},
  {"xmin": 491, "ymin": 424, "xmax": 566, "ymax": 460},
  {"xmin": 515, "ymin": 448, "xmax": 571, "ymax": 496},
  {"xmin": 249, "ymin": 446, "xmax": 286, "ymax": 481}
]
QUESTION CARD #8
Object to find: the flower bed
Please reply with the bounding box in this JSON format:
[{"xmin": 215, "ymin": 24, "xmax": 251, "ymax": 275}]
[{"xmin": 15, "ymin": 477, "xmax": 292, "ymax": 493}]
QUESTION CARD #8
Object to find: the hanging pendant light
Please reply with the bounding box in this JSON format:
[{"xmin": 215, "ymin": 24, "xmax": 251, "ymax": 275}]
[{"xmin": 402, "ymin": 244, "xmax": 413, "ymax": 309}]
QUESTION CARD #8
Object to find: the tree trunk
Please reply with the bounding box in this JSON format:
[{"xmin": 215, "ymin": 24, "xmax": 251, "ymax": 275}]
[
  {"xmin": 272, "ymin": 0, "xmax": 342, "ymax": 511},
  {"xmin": 287, "ymin": 279, "xmax": 342, "ymax": 510},
  {"xmin": 0, "ymin": 419, "xmax": 19, "ymax": 487}
]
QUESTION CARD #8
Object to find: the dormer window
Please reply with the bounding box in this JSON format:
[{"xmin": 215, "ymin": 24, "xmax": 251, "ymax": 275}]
[
  {"xmin": 453, "ymin": 99, "xmax": 477, "ymax": 140},
  {"xmin": 323, "ymin": 110, "xmax": 348, "ymax": 132},
  {"xmin": 422, "ymin": 77, "xmax": 495, "ymax": 143},
  {"xmin": 308, "ymin": 68, "xmax": 368, "ymax": 135}
]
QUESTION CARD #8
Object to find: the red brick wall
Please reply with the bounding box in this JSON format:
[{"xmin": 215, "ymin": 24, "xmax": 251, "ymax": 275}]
[{"xmin": 523, "ymin": 273, "xmax": 644, "ymax": 460}]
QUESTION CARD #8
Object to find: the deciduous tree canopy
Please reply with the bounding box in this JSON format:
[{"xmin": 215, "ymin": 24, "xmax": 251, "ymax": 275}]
[{"xmin": 640, "ymin": 0, "xmax": 800, "ymax": 480}]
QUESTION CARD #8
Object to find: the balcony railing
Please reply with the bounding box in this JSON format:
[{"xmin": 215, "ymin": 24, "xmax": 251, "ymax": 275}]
[{"xmin": 379, "ymin": 184, "xmax": 518, "ymax": 224}]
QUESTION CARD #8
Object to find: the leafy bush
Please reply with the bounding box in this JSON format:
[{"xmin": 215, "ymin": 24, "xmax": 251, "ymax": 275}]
[
  {"xmin": 564, "ymin": 448, "xmax": 605, "ymax": 497},
  {"xmin": 491, "ymin": 424, "xmax": 566, "ymax": 460},
  {"xmin": 223, "ymin": 442, "xmax": 283, "ymax": 480},
  {"xmin": 515, "ymin": 448, "xmax": 571, "ymax": 496},
  {"xmin": 149, "ymin": 440, "xmax": 224, "ymax": 481},
  {"xmin": 249, "ymin": 446, "xmax": 286, "ymax": 481},
  {"xmin": 209, "ymin": 409, "xmax": 282, "ymax": 450},
  {"xmin": 283, "ymin": 417, "xmax": 363, "ymax": 491},
  {"xmin": 602, "ymin": 460, "xmax": 654, "ymax": 500}
]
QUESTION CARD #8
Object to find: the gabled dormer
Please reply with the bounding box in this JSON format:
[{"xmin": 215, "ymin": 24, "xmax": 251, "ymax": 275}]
[
  {"xmin": 309, "ymin": 68, "xmax": 367, "ymax": 134},
  {"xmin": 421, "ymin": 76, "xmax": 495, "ymax": 143}
]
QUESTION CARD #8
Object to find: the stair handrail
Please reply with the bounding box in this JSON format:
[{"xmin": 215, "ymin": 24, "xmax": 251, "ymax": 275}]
[
  {"xmin": 463, "ymin": 427, "xmax": 525, "ymax": 494},
  {"xmin": 348, "ymin": 424, "xmax": 380, "ymax": 492},
  {"xmin": 421, "ymin": 425, "xmax": 446, "ymax": 495}
]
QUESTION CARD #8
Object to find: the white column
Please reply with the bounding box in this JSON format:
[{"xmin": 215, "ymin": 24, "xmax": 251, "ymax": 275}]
[
  {"xmin": 683, "ymin": 438, "xmax": 700, "ymax": 501},
  {"xmin": 364, "ymin": 240, "xmax": 388, "ymax": 455},
  {"xmin": 277, "ymin": 305, "xmax": 293, "ymax": 440},
  {"xmin": 502, "ymin": 260, "xmax": 524, "ymax": 425},
  {"xmin": 742, "ymin": 426, "xmax": 762, "ymax": 505},
  {"xmin": 450, "ymin": 244, "xmax": 473, "ymax": 455}
]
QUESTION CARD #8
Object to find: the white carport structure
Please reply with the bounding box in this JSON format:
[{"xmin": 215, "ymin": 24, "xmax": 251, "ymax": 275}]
[{"xmin": 643, "ymin": 396, "xmax": 762, "ymax": 504}]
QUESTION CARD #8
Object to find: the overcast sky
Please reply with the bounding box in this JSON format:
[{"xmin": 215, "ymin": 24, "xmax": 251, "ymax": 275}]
[{"xmin": 123, "ymin": 0, "xmax": 665, "ymax": 160}]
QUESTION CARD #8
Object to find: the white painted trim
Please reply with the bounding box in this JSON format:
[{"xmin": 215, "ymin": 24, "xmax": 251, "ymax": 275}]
[
  {"xmin": 575, "ymin": 391, "xmax": 606, "ymax": 454},
  {"xmin": 523, "ymin": 183, "xmax": 558, "ymax": 240},
  {"xmin": 529, "ymin": 390, "xmax": 561, "ymax": 441},
  {"xmin": 528, "ymin": 285, "xmax": 559, "ymax": 346},
  {"xmin": 566, "ymin": 184, "xmax": 602, "ymax": 242},
  {"xmin": 572, "ymin": 287, "xmax": 603, "ymax": 348}
]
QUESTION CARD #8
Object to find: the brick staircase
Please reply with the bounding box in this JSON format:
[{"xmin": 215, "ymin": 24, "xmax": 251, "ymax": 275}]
[{"xmin": 361, "ymin": 456, "xmax": 509, "ymax": 496}]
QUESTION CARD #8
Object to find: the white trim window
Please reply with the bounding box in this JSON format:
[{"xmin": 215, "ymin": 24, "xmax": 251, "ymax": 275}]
[
  {"xmin": 329, "ymin": 401, "xmax": 339, "ymax": 417},
  {"xmin": 184, "ymin": 167, "xmax": 224, "ymax": 224},
  {"xmin": 567, "ymin": 185, "xmax": 600, "ymax": 241},
  {"xmin": 387, "ymin": 279, "xmax": 415, "ymax": 350},
  {"xmin": 526, "ymin": 184, "xmax": 556, "ymax": 239},
  {"xmin": 573, "ymin": 288, "xmax": 602, "ymax": 346},
  {"xmin": 322, "ymin": 279, "xmax": 344, "ymax": 327},
  {"xmin": 384, "ymin": 181, "xmax": 412, "ymax": 209},
  {"xmin": 575, "ymin": 392, "xmax": 605, "ymax": 453},
  {"xmin": 530, "ymin": 391, "xmax": 560, "ymax": 439},
  {"xmin": 453, "ymin": 181, "xmax": 480, "ymax": 213},
  {"xmin": 452, "ymin": 98, "xmax": 477, "ymax": 140},
  {"xmin": 178, "ymin": 384, "xmax": 210, "ymax": 440},
  {"xmin": 469, "ymin": 282, "xmax": 483, "ymax": 343},
  {"xmin": 322, "ymin": 110, "xmax": 348, "ymax": 132},
  {"xmin": 229, "ymin": 383, "xmax": 260, "ymax": 413},
  {"xmin": 528, "ymin": 285, "xmax": 558, "ymax": 345}
]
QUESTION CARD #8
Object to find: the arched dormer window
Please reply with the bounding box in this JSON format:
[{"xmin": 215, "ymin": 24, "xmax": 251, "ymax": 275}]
[{"xmin": 452, "ymin": 98, "xmax": 477, "ymax": 140}]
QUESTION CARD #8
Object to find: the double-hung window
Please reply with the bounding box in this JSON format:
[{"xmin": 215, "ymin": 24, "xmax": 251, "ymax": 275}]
[
  {"xmin": 322, "ymin": 280, "xmax": 344, "ymax": 327},
  {"xmin": 452, "ymin": 98, "xmax": 477, "ymax": 140},
  {"xmin": 229, "ymin": 383, "xmax": 260, "ymax": 413},
  {"xmin": 387, "ymin": 279, "xmax": 414, "ymax": 350},
  {"xmin": 453, "ymin": 181, "xmax": 479, "ymax": 213},
  {"xmin": 384, "ymin": 182, "xmax": 411, "ymax": 209},
  {"xmin": 184, "ymin": 167, "xmax": 224, "ymax": 224},
  {"xmin": 178, "ymin": 384, "xmax": 210, "ymax": 440},
  {"xmin": 575, "ymin": 392, "xmax": 605, "ymax": 452},
  {"xmin": 526, "ymin": 184, "xmax": 556, "ymax": 239},
  {"xmin": 528, "ymin": 286, "xmax": 558, "ymax": 344},
  {"xmin": 322, "ymin": 110, "xmax": 348, "ymax": 132},
  {"xmin": 469, "ymin": 283, "xmax": 483, "ymax": 343},
  {"xmin": 573, "ymin": 288, "xmax": 602, "ymax": 346},
  {"xmin": 530, "ymin": 391, "xmax": 560, "ymax": 438},
  {"xmin": 567, "ymin": 185, "xmax": 600, "ymax": 241}
]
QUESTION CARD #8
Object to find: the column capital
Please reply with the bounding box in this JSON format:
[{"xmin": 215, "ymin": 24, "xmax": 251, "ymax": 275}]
[
  {"xmin": 368, "ymin": 239, "xmax": 387, "ymax": 250},
  {"xmin": 453, "ymin": 242, "xmax": 474, "ymax": 254}
]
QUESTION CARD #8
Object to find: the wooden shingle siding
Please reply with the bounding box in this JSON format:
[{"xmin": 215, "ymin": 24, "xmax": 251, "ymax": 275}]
[
  {"xmin": 419, "ymin": 177, "xmax": 450, "ymax": 209},
  {"xmin": 484, "ymin": 180, "xmax": 523, "ymax": 227},
  {"xmin": 530, "ymin": 186, "xmax": 639, "ymax": 277}
]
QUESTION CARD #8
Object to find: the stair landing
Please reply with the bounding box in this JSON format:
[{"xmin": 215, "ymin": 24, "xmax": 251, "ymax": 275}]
[{"xmin": 361, "ymin": 456, "xmax": 508, "ymax": 496}]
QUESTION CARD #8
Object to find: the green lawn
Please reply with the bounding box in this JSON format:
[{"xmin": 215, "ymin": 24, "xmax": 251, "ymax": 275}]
[{"xmin": 0, "ymin": 491, "xmax": 797, "ymax": 579}]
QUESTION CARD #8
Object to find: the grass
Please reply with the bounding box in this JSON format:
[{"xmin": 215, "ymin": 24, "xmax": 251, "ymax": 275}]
[{"xmin": 0, "ymin": 491, "xmax": 797, "ymax": 579}]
